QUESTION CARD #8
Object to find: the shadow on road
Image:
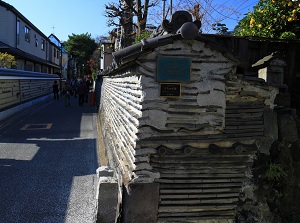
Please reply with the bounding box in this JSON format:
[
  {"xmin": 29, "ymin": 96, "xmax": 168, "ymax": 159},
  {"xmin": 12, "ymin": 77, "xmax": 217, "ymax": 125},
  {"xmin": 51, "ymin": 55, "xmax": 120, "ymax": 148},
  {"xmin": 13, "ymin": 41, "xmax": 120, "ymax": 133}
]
[{"xmin": 0, "ymin": 96, "xmax": 99, "ymax": 222}]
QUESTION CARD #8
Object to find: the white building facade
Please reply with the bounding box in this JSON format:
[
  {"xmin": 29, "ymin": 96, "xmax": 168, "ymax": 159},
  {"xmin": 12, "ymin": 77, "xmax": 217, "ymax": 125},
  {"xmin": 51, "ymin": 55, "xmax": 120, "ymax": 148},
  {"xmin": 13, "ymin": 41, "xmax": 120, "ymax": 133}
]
[{"xmin": 0, "ymin": 1, "xmax": 62, "ymax": 74}]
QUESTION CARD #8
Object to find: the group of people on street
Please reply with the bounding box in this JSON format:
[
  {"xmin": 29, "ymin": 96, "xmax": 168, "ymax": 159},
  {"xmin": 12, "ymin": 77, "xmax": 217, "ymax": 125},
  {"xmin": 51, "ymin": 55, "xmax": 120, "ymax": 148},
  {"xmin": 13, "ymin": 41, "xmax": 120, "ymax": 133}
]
[{"xmin": 52, "ymin": 78, "xmax": 93, "ymax": 107}]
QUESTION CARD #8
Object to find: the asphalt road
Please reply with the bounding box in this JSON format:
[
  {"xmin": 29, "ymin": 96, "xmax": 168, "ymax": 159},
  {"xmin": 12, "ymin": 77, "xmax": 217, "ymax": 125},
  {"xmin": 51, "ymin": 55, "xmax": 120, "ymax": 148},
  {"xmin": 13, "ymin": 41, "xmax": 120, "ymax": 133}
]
[{"xmin": 0, "ymin": 96, "xmax": 99, "ymax": 223}]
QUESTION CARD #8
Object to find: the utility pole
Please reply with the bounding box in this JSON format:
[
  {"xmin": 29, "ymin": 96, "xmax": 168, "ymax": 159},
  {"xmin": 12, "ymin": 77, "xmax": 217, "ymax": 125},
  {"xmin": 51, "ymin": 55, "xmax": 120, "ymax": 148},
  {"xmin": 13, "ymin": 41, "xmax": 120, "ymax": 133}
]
[
  {"xmin": 170, "ymin": 0, "xmax": 172, "ymax": 17},
  {"xmin": 162, "ymin": 0, "xmax": 166, "ymax": 19}
]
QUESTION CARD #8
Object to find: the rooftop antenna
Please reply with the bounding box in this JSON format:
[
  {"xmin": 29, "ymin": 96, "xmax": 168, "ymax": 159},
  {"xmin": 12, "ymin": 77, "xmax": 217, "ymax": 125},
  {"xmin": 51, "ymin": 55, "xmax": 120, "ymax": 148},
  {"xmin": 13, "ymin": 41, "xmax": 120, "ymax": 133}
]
[{"xmin": 52, "ymin": 25, "xmax": 55, "ymax": 34}]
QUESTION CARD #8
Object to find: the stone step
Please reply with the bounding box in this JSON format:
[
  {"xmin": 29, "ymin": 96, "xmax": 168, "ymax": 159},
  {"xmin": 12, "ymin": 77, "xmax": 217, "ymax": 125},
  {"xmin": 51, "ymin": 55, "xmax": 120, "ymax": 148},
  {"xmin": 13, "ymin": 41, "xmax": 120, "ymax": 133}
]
[
  {"xmin": 156, "ymin": 178, "xmax": 246, "ymax": 184},
  {"xmin": 160, "ymin": 183, "xmax": 242, "ymax": 189},
  {"xmin": 225, "ymin": 120, "xmax": 263, "ymax": 126},
  {"xmin": 158, "ymin": 209, "xmax": 235, "ymax": 218},
  {"xmin": 225, "ymin": 108, "xmax": 264, "ymax": 113},
  {"xmin": 157, "ymin": 217, "xmax": 235, "ymax": 223},
  {"xmin": 160, "ymin": 173, "xmax": 246, "ymax": 178},
  {"xmin": 160, "ymin": 192, "xmax": 239, "ymax": 199},
  {"xmin": 158, "ymin": 204, "xmax": 236, "ymax": 213},
  {"xmin": 155, "ymin": 168, "xmax": 249, "ymax": 174},
  {"xmin": 151, "ymin": 157, "xmax": 253, "ymax": 164},
  {"xmin": 160, "ymin": 197, "xmax": 239, "ymax": 205},
  {"xmin": 160, "ymin": 187, "xmax": 241, "ymax": 194},
  {"xmin": 152, "ymin": 163, "xmax": 252, "ymax": 169}
]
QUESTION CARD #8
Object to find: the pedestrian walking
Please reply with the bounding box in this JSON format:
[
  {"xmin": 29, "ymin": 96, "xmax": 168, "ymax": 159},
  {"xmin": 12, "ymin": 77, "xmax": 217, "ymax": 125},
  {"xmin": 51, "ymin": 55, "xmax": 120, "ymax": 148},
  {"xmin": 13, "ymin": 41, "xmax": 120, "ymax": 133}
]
[
  {"xmin": 85, "ymin": 78, "xmax": 91, "ymax": 103},
  {"xmin": 71, "ymin": 79, "xmax": 78, "ymax": 98},
  {"xmin": 52, "ymin": 80, "xmax": 59, "ymax": 99},
  {"xmin": 63, "ymin": 82, "xmax": 73, "ymax": 106},
  {"xmin": 77, "ymin": 80, "xmax": 86, "ymax": 106}
]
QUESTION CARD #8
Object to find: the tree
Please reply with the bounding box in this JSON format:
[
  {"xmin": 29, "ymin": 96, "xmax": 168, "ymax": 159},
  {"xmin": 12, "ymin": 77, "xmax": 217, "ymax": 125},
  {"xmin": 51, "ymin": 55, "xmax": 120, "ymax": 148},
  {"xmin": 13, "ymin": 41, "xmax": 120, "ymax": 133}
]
[
  {"xmin": 64, "ymin": 33, "xmax": 98, "ymax": 77},
  {"xmin": 104, "ymin": 0, "xmax": 258, "ymax": 47},
  {"xmin": 88, "ymin": 36, "xmax": 106, "ymax": 77},
  {"xmin": 134, "ymin": 31, "xmax": 152, "ymax": 44},
  {"xmin": 234, "ymin": 0, "xmax": 300, "ymax": 39},
  {"xmin": 105, "ymin": 0, "xmax": 135, "ymax": 48},
  {"xmin": 169, "ymin": 0, "xmax": 250, "ymax": 33},
  {"xmin": 87, "ymin": 50, "xmax": 100, "ymax": 77},
  {"xmin": 0, "ymin": 52, "xmax": 16, "ymax": 68},
  {"xmin": 212, "ymin": 23, "xmax": 229, "ymax": 35},
  {"xmin": 104, "ymin": 0, "xmax": 159, "ymax": 48}
]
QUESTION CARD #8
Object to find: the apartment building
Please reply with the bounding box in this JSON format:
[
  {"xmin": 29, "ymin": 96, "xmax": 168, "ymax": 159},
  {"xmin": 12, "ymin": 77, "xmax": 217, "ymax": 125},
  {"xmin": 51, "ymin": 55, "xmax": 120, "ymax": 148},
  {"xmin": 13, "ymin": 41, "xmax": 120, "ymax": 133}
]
[{"xmin": 0, "ymin": 1, "xmax": 61, "ymax": 74}]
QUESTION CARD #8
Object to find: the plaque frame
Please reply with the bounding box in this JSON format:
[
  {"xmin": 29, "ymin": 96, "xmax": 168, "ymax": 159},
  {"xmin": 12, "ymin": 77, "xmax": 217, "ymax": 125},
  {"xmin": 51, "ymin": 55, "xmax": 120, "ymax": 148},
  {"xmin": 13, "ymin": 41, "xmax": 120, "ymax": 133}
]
[{"xmin": 160, "ymin": 83, "xmax": 181, "ymax": 97}]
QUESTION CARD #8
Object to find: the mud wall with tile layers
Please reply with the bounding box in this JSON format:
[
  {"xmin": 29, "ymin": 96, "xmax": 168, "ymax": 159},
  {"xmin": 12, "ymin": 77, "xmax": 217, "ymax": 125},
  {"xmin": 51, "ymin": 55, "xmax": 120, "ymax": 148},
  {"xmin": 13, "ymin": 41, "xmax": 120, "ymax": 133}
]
[{"xmin": 99, "ymin": 36, "xmax": 279, "ymax": 222}]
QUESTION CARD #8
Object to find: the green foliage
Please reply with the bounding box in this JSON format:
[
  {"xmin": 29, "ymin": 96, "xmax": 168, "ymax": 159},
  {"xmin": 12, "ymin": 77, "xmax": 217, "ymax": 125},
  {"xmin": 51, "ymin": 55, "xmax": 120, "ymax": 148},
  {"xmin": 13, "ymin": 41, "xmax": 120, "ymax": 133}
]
[
  {"xmin": 0, "ymin": 52, "xmax": 16, "ymax": 68},
  {"xmin": 234, "ymin": 0, "xmax": 300, "ymax": 39},
  {"xmin": 0, "ymin": 52, "xmax": 17, "ymax": 68},
  {"xmin": 64, "ymin": 33, "xmax": 97, "ymax": 61},
  {"xmin": 134, "ymin": 31, "xmax": 152, "ymax": 44},
  {"xmin": 264, "ymin": 162, "xmax": 287, "ymax": 182},
  {"xmin": 64, "ymin": 33, "xmax": 98, "ymax": 76},
  {"xmin": 280, "ymin": 31, "xmax": 296, "ymax": 39},
  {"xmin": 212, "ymin": 23, "xmax": 229, "ymax": 35}
]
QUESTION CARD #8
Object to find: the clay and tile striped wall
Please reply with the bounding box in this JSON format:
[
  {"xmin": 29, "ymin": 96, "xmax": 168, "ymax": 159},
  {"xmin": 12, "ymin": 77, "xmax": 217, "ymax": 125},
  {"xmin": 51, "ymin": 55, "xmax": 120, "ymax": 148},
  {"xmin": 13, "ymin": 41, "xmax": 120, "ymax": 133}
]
[
  {"xmin": 0, "ymin": 69, "xmax": 59, "ymax": 111},
  {"xmin": 99, "ymin": 72, "xmax": 143, "ymax": 183},
  {"xmin": 0, "ymin": 79, "xmax": 54, "ymax": 111},
  {"xmin": 100, "ymin": 38, "xmax": 278, "ymax": 184},
  {"xmin": 99, "ymin": 37, "xmax": 279, "ymax": 221},
  {"xmin": 100, "ymin": 39, "xmax": 242, "ymax": 184},
  {"xmin": 99, "ymin": 35, "xmax": 280, "ymax": 222},
  {"xmin": 147, "ymin": 75, "xmax": 278, "ymax": 222}
]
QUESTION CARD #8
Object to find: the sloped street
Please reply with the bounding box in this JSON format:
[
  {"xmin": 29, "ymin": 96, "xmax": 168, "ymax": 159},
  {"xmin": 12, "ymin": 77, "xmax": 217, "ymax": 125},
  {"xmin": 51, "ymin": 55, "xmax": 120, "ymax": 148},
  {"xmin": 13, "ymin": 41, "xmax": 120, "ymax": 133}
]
[{"xmin": 0, "ymin": 97, "xmax": 99, "ymax": 223}]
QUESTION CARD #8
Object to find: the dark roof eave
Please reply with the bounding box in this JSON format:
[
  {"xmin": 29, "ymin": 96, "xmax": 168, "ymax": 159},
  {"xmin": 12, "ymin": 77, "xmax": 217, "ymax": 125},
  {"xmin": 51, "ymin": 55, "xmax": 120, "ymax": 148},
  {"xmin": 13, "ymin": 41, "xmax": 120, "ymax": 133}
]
[
  {"xmin": 113, "ymin": 34, "xmax": 177, "ymax": 65},
  {"xmin": 102, "ymin": 33, "xmax": 241, "ymax": 76},
  {"xmin": 0, "ymin": 43, "xmax": 60, "ymax": 68},
  {"xmin": 0, "ymin": 68, "xmax": 60, "ymax": 79}
]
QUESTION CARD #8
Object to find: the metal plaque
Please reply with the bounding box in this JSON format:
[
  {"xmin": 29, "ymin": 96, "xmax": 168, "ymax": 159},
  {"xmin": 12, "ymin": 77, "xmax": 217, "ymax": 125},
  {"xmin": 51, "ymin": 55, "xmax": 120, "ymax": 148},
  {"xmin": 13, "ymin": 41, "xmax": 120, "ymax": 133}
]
[
  {"xmin": 160, "ymin": 83, "xmax": 181, "ymax": 97},
  {"xmin": 157, "ymin": 57, "xmax": 191, "ymax": 82}
]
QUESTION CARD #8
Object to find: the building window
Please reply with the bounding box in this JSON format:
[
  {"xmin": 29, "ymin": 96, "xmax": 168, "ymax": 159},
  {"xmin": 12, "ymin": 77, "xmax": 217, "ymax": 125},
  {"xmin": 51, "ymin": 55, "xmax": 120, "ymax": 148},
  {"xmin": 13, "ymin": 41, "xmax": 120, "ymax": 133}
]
[
  {"xmin": 25, "ymin": 26, "xmax": 30, "ymax": 42},
  {"xmin": 41, "ymin": 39, "xmax": 45, "ymax": 50},
  {"xmin": 35, "ymin": 35, "xmax": 38, "ymax": 47},
  {"xmin": 54, "ymin": 49, "xmax": 56, "ymax": 58},
  {"xmin": 16, "ymin": 20, "xmax": 20, "ymax": 45}
]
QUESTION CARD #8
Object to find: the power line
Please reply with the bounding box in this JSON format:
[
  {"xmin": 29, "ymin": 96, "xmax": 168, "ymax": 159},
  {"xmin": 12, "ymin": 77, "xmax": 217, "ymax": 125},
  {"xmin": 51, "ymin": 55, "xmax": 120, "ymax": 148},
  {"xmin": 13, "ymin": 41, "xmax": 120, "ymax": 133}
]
[
  {"xmin": 166, "ymin": 0, "xmax": 258, "ymax": 31},
  {"xmin": 201, "ymin": 0, "xmax": 257, "ymax": 21}
]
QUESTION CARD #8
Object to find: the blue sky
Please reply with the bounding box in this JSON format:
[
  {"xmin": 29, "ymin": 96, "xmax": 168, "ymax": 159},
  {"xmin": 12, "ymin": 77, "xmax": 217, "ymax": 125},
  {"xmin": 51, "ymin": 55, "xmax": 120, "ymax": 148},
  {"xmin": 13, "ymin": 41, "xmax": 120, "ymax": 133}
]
[{"xmin": 3, "ymin": 0, "xmax": 258, "ymax": 42}]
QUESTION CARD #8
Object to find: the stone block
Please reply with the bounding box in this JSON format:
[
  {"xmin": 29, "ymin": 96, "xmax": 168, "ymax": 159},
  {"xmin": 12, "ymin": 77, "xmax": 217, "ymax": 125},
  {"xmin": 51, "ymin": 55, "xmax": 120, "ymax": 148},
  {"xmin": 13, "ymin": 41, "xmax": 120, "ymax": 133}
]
[
  {"xmin": 121, "ymin": 183, "xmax": 159, "ymax": 223},
  {"xmin": 291, "ymin": 214, "xmax": 300, "ymax": 223},
  {"xmin": 256, "ymin": 107, "xmax": 278, "ymax": 154},
  {"xmin": 274, "ymin": 92, "xmax": 291, "ymax": 107},
  {"xmin": 96, "ymin": 166, "xmax": 115, "ymax": 177},
  {"xmin": 264, "ymin": 107, "xmax": 278, "ymax": 139},
  {"xmin": 95, "ymin": 167, "xmax": 119, "ymax": 223},
  {"xmin": 278, "ymin": 113, "xmax": 298, "ymax": 143}
]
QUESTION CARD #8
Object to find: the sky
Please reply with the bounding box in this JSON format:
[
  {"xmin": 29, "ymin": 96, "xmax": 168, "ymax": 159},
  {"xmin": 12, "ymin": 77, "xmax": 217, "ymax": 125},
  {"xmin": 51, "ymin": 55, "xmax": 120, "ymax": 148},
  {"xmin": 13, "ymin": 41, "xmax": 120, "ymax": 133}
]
[{"xmin": 3, "ymin": 0, "xmax": 258, "ymax": 42}]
